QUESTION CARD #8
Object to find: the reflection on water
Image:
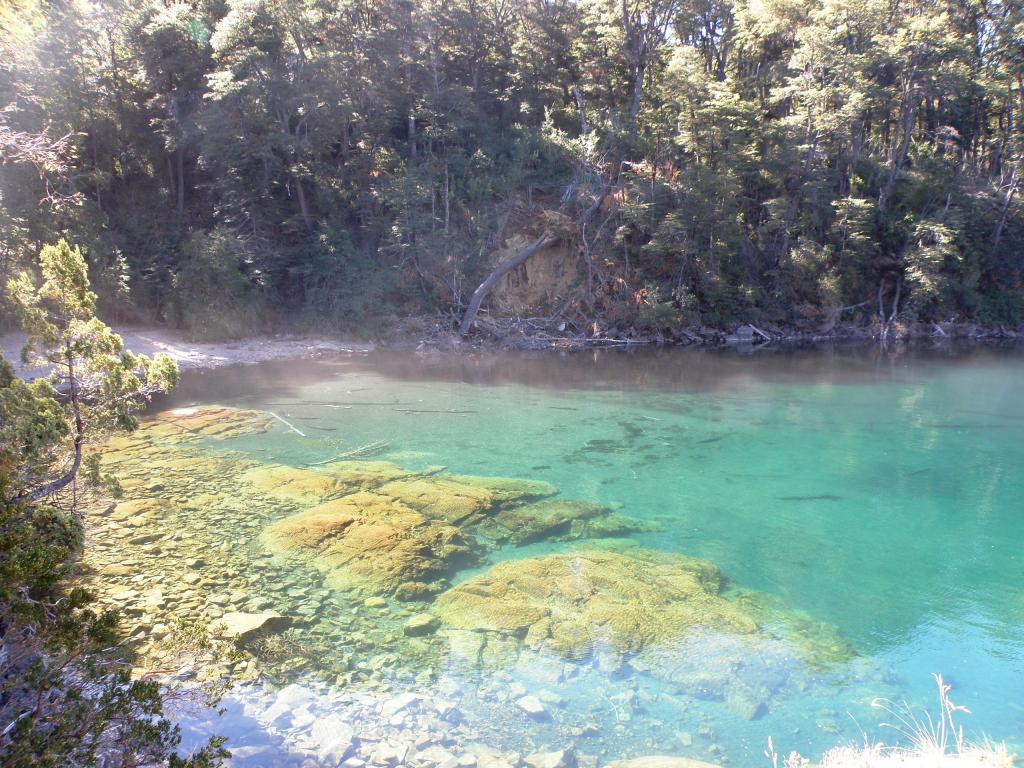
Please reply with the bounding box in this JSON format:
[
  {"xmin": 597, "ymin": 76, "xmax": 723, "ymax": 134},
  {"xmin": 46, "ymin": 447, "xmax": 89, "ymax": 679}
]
[{"xmin": 94, "ymin": 345, "xmax": 1024, "ymax": 765}]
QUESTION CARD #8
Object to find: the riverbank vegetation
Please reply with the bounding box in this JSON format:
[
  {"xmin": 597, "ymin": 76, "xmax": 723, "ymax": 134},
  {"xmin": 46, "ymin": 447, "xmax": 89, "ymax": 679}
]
[
  {"xmin": 1, "ymin": 0, "xmax": 1022, "ymax": 340},
  {"xmin": 0, "ymin": 241, "xmax": 227, "ymax": 765},
  {"xmin": 768, "ymin": 676, "xmax": 1013, "ymax": 767}
]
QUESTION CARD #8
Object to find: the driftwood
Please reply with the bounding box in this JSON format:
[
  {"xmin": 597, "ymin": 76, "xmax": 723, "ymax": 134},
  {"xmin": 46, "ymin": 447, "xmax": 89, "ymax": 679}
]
[
  {"xmin": 459, "ymin": 233, "xmax": 559, "ymax": 336},
  {"xmin": 748, "ymin": 324, "xmax": 772, "ymax": 342},
  {"xmin": 267, "ymin": 411, "xmax": 307, "ymax": 437},
  {"xmin": 306, "ymin": 439, "xmax": 391, "ymax": 465}
]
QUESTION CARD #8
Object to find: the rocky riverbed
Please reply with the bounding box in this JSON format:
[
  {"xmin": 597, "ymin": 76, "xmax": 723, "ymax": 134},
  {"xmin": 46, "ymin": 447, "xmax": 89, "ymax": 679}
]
[{"xmin": 80, "ymin": 405, "xmax": 876, "ymax": 766}]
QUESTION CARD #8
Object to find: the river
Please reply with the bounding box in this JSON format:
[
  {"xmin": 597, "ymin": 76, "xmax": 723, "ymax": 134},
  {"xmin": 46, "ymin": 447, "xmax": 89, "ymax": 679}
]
[{"xmin": 86, "ymin": 344, "xmax": 1024, "ymax": 766}]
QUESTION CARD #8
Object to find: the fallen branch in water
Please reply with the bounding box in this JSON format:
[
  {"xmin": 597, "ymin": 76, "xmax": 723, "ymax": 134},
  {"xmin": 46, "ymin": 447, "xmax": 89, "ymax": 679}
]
[
  {"xmin": 394, "ymin": 408, "xmax": 477, "ymax": 414},
  {"xmin": 267, "ymin": 411, "xmax": 307, "ymax": 437},
  {"xmin": 306, "ymin": 439, "xmax": 391, "ymax": 465}
]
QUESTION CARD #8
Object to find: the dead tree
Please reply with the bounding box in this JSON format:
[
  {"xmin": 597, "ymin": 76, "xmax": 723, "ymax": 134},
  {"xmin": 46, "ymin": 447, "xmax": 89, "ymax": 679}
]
[{"xmin": 458, "ymin": 233, "xmax": 560, "ymax": 336}]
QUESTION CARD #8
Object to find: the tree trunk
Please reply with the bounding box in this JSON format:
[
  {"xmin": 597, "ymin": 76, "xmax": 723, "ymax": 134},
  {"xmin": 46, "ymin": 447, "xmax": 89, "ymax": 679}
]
[
  {"xmin": 459, "ymin": 234, "xmax": 558, "ymax": 336},
  {"xmin": 293, "ymin": 172, "xmax": 313, "ymax": 232},
  {"xmin": 176, "ymin": 146, "xmax": 185, "ymax": 216},
  {"xmin": 879, "ymin": 82, "xmax": 916, "ymax": 213},
  {"xmin": 167, "ymin": 154, "xmax": 176, "ymax": 202},
  {"xmin": 17, "ymin": 343, "xmax": 84, "ymax": 503},
  {"xmin": 989, "ymin": 165, "xmax": 1018, "ymax": 252},
  {"xmin": 627, "ymin": 65, "xmax": 644, "ymax": 147},
  {"xmin": 572, "ymin": 85, "xmax": 589, "ymax": 134}
]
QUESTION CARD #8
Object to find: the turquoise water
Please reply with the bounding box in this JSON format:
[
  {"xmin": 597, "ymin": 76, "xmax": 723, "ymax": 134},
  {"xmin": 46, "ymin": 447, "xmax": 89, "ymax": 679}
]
[{"xmin": 163, "ymin": 346, "xmax": 1024, "ymax": 763}]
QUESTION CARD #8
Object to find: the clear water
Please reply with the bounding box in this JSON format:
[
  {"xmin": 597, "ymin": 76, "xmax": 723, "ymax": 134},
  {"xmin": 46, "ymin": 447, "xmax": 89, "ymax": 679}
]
[{"xmin": 150, "ymin": 345, "xmax": 1024, "ymax": 763}]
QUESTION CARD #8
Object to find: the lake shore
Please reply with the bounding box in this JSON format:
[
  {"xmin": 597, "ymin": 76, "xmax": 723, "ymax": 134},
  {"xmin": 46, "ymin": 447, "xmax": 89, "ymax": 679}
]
[
  {"xmin": 0, "ymin": 327, "xmax": 375, "ymax": 380},
  {"xmin": 3, "ymin": 316, "xmax": 1022, "ymax": 382}
]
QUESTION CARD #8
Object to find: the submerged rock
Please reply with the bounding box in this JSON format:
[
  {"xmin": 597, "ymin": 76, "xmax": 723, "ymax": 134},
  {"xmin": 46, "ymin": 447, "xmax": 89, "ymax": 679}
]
[
  {"xmin": 377, "ymin": 473, "xmax": 556, "ymax": 527},
  {"xmin": 523, "ymin": 749, "xmax": 575, "ymax": 768},
  {"xmin": 145, "ymin": 406, "xmax": 273, "ymax": 441},
  {"xmin": 479, "ymin": 499, "xmax": 651, "ymax": 545},
  {"xmin": 258, "ymin": 460, "xmax": 653, "ymax": 599},
  {"xmin": 216, "ymin": 612, "xmax": 292, "ymax": 645},
  {"xmin": 244, "ymin": 464, "xmax": 352, "ymax": 503},
  {"xmin": 515, "ymin": 695, "xmax": 549, "ymax": 720},
  {"xmin": 433, "ymin": 547, "xmax": 757, "ymax": 659},
  {"xmin": 261, "ymin": 492, "xmax": 477, "ymax": 596},
  {"xmin": 403, "ymin": 614, "xmax": 440, "ymax": 636}
]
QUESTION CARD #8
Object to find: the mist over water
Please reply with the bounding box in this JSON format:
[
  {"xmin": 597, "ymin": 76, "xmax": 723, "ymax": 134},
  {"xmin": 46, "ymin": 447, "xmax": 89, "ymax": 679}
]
[{"xmin": 151, "ymin": 346, "xmax": 1024, "ymax": 764}]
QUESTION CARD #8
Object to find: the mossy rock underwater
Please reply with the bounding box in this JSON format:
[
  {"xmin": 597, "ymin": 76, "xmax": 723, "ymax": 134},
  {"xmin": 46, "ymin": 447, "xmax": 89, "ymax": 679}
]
[
  {"xmin": 432, "ymin": 547, "xmax": 756, "ymax": 657},
  {"xmin": 260, "ymin": 491, "xmax": 478, "ymax": 596},
  {"xmin": 259, "ymin": 468, "xmax": 652, "ymax": 597},
  {"xmin": 430, "ymin": 546, "xmax": 855, "ymax": 716}
]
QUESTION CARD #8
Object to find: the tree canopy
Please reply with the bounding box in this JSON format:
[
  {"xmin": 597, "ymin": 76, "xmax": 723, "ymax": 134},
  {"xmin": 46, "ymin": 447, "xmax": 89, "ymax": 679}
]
[{"xmin": 0, "ymin": 0, "xmax": 1021, "ymax": 337}]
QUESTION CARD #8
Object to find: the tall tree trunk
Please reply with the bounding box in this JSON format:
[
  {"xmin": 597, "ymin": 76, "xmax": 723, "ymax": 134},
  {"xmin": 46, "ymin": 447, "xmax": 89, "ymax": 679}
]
[
  {"xmin": 879, "ymin": 81, "xmax": 917, "ymax": 213},
  {"xmin": 176, "ymin": 146, "xmax": 185, "ymax": 216},
  {"xmin": 989, "ymin": 165, "xmax": 1018, "ymax": 253},
  {"xmin": 293, "ymin": 172, "xmax": 313, "ymax": 232},
  {"xmin": 167, "ymin": 154, "xmax": 176, "ymax": 202},
  {"xmin": 627, "ymin": 65, "xmax": 644, "ymax": 148}
]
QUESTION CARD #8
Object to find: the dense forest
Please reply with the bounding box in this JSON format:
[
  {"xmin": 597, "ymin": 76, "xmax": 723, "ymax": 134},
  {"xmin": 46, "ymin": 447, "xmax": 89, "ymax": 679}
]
[{"xmin": 1, "ymin": 0, "xmax": 1022, "ymax": 339}]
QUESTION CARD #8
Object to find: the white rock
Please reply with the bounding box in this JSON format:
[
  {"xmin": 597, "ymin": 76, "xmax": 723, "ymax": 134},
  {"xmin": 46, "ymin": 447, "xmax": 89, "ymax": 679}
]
[
  {"xmin": 416, "ymin": 745, "xmax": 457, "ymax": 765},
  {"xmin": 291, "ymin": 707, "xmax": 316, "ymax": 729},
  {"xmin": 216, "ymin": 611, "xmax": 291, "ymax": 644},
  {"xmin": 276, "ymin": 683, "xmax": 316, "ymax": 707},
  {"xmin": 381, "ymin": 692, "xmax": 420, "ymax": 719},
  {"xmin": 514, "ymin": 695, "xmax": 548, "ymax": 720},
  {"xmin": 258, "ymin": 701, "xmax": 292, "ymax": 727},
  {"xmin": 523, "ymin": 749, "xmax": 576, "ymax": 768},
  {"xmin": 311, "ymin": 714, "xmax": 356, "ymax": 762},
  {"xmin": 603, "ymin": 757, "xmax": 719, "ymax": 768},
  {"xmin": 371, "ymin": 741, "xmax": 411, "ymax": 766}
]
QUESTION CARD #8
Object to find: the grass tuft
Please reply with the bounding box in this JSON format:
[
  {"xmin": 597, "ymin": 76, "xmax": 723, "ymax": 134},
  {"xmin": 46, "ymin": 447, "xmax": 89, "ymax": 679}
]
[{"xmin": 766, "ymin": 675, "xmax": 1015, "ymax": 767}]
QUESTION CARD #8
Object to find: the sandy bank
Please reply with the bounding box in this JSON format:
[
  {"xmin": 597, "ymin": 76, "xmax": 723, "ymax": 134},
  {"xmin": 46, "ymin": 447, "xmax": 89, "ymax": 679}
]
[{"xmin": 0, "ymin": 327, "xmax": 373, "ymax": 380}]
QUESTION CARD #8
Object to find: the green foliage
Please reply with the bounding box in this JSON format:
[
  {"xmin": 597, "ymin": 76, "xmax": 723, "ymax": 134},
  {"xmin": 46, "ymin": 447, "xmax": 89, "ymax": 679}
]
[
  {"xmin": 297, "ymin": 231, "xmax": 398, "ymax": 334},
  {"xmin": 0, "ymin": 0, "xmax": 1022, "ymax": 333},
  {"xmin": 0, "ymin": 239, "xmax": 220, "ymax": 766},
  {"xmin": 170, "ymin": 228, "xmax": 266, "ymax": 340}
]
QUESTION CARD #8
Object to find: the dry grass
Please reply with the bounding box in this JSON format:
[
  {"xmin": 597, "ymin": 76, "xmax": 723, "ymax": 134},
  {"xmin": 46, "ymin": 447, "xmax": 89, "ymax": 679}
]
[{"xmin": 767, "ymin": 675, "xmax": 1016, "ymax": 768}]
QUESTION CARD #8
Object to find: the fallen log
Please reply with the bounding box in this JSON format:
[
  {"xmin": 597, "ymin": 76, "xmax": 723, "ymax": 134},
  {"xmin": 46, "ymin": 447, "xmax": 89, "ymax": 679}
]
[{"xmin": 459, "ymin": 233, "xmax": 559, "ymax": 336}]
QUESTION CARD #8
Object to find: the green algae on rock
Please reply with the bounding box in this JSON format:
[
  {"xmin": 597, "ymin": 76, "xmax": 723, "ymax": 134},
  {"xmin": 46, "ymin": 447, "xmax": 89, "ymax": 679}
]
[
  {"xmin": 478, "ymin": 499, "xmax": 653, "ymax": 545},
  {"xmin": 376, "ymin": 473, "xmax": 557, "ymax": 526},
  {"xmin": 433, "ymin": 547, "xmax": 758, "ymax": 659},
  {"xmin": 261, "ymin": 491, "xmax": 478, "ymax": 596},
  {"xmin": 256, "ymin": 460, "xmax": 652, "ymax": 597},
  {"xmin": 145, "ymin": 406, "xmax": 274, "ymax": 441},
  {"xmin": 243, "ymin": 463, "xmax": 356, "ymax": 503}
]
